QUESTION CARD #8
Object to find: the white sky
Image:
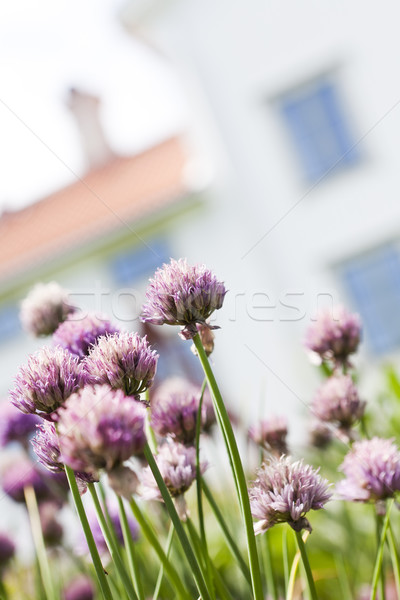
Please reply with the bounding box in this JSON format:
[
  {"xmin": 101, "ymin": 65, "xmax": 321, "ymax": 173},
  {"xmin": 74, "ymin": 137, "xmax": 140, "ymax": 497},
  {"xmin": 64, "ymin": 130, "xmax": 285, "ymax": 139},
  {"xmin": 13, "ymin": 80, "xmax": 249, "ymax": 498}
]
[{"xmin": 0, "ymin": 0, "xmax": 188, "ymax": 211}]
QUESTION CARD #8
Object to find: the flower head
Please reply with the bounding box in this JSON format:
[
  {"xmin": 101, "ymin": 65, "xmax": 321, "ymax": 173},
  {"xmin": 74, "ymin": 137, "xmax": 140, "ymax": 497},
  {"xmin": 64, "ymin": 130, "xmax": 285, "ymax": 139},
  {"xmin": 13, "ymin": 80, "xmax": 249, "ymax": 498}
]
[
  {"xmin": 0, "ymin": 402, "xmax": 40, "ymax": 448},
  {"xmin": 20, "ymin": 282, "xmax": 75, "ymax": 337},
  {"xmin": 63, "ymin": 576, "xmax": 95, "ymax": 600},
  {"xmin": 10, "ymin": 346, "xmax": 83, "ymax": 417},
  {"xmin": 31, "ymin": 421, "xmax": 96, "ymax": 491},
  {"xmin": 305, "ymin": 305, "xmax": 361, "ymax": 367},
  {"xmin": 150, "ymin": 377, "xmax": 215, "ymax": 445},
  {"xmin": 250, "ymin": 456, "xmax": 332, "ymax": 534},
  {"xmin": 312, "ymin": 375, "xmax": 365, "ymax": 430},
  {"xmin": 248, "ymin": 416, "xmax": 288, "ymax": 456},
  {"xmin": 53, "ymin": 312, "xmax": 120, "ymax": 359},
  {"xmin": 1, "ymin": 458, "xmax": 51, "ymax": 504},
  {"xmin": 0, "ymin": 533, "xmax": 15, "ymax": 570},
  {"xmin": 140, "ymin": 441, "xmax": 204, "ymax": 518},
  {"xmin": 39, "ymin": 501, "xmax": 63, "ymax": 546},
  {"xmin": 141, "ymin": 258, "xmax": 227, "ymax": 339},
  {"xmin": 84, "ymin": 332, "xmax": 158, "ymax": 397},
  {"xmin": 337, "ymin": 437, "xmax": 400, "ymax": 503},
  {"xmin": 58, "ymin": 385, "xmax": 146, "ymax": 477}
]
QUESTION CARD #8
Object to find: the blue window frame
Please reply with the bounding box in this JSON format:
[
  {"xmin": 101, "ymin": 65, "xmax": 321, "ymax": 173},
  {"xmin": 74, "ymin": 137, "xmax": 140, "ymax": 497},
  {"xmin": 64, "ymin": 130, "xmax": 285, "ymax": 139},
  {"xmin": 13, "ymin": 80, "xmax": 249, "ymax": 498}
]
[
  {"xmin": 278, "ymin": 78, "xmax": 360, "ymax": 181},
  {"xmin": 338, "ymin": 244, "xmax": 400, "ymax": 355},
  {"xmin": 111, "ymin": 239, "xmax": 171, "ymax": 285}
]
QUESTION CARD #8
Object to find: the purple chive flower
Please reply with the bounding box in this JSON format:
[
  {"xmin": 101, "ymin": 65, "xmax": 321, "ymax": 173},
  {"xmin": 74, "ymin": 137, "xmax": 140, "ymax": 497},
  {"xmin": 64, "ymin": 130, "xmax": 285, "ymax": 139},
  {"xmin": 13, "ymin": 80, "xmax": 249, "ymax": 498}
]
[
  {"xmin": 312, "ymin": 375, "xmax": 365, "ymax": 430},
  {"xmin": 337, "ymin": 437, "xmax": 400, "ymax": 503},
  {"xmin": 53, "ymin": 312, "xmax": 120, "ymax": 359},
  {"xmin": 78, "ymin": 503, "xmax": 139, "ymax": 558},
  {"xmin": 141, "ymin": 258, "xmax": 227, "ymax": 340},
  {"xmin": 305, "ymin": 305, "xmax": 361, "ymax": 367},
  {"xmin": 1, "ymin": 458, "xmax": 51, "ymax": 504},
  {"xmin": 63, "ymin": 576, "xmax": 95, "ymax": 600},
  {"xmin": 0, "ymin": 402, "xmax": 40, "ymax": 448},
  {"xmin": 39, "ymin": 501, "xmax": 63, "ymax": 546},
  {"xmin": 0, "ymin": 533, "xmax": 15, "ymax": 569},
  {"xmin": 248, "ymin": 416, "xmax": 288, "ymax": 456},
  {"xmin": 309, "ymin": 421, "xmax": 333, "ymax": 449},
  {"xmin": 20, "ymin": 282, "xmax": 75, "ymax": 337},
  {"xmin": 84, "ymin": 332, "xmax": 158, "ymax": 397},
  {"xmin": 58, "ymin": 385, "xmax": 146, "ymax": 477},
  {"xmin": 140, "ymin": 441, "xmax": 205, "ymax": 518},
  {"xmin": 9, "ymin": 346, "xmax": 83, "ymax": 417},
  {"xmin": 31, "ymin": 421, "xmax": 97, "ymax": 491},
  {"xmin": 250, "ymin": 456, "xmax": 332, "ymax": 534},
  {"xmin": 150, "ymin": 377, "xmax": 215, "ymax": 445}
]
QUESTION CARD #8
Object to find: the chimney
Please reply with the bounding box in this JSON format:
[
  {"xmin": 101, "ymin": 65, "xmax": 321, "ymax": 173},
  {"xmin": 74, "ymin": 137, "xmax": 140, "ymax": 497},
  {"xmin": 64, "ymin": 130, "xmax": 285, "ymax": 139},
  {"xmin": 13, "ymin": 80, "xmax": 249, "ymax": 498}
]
[{"xmin": 67, "ymin": 88, "xmax": 115, "ymax": 170}]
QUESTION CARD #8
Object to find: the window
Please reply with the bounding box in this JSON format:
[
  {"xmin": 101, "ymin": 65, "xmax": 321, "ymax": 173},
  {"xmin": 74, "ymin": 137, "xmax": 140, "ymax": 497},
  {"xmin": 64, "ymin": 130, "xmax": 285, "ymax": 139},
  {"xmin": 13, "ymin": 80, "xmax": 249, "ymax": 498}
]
[
  {"xmin": 278, "ymin": 77, "xmax": 360, "ymax": 182},
  {"xmin": 0, "ymin": 305, "xmax": 21, "ymax": 343},
  {"xmin": 338, "ymin": 243, "xmax": 400, "ymax": 355},
  {"xmin": 110, "ymin": 239, "xmax": 171, "ymax": 285}
]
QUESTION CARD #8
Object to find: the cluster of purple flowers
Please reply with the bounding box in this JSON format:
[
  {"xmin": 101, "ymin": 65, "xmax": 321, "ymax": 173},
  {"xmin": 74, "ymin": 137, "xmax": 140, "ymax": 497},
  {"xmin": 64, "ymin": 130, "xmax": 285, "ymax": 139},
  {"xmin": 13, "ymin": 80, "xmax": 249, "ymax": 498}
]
[
  {"xmin": 305, "ymin": 305, "xmax": 361, "ymax": 369},
  {"xmin": 250, "ymin": 456, "xmax": 332, "ymax": 534},
  {"xmin": 20, "ymin": 282, "xmax": 75, "ymax": 337},
  {"xmin": 53, "ymin": 312, "xmax": 120, "ymax": 359},
  {"xmin": 248, "ymin": 415, "xmax": 288, "ymax": 456},
  {"xmin": 150, "ymin": 377, "xmax": 215, "ymax": 445},
  {"xmin": 142, "ymin": 258, "xmax": 226, "ymax": 340},
  {"xmin": 337, "ymin": 437, "xmax": 400, "ymax": 503},
  {"xmin": 312, "ymin": 375, "xmax": 365, "ymax": 432}
]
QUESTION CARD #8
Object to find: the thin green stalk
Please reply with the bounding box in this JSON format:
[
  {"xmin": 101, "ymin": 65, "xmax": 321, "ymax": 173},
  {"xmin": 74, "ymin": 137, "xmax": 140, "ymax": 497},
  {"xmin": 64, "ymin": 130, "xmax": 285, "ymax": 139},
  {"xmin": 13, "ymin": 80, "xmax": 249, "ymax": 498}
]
[
  {"xmin": 371, "ymin": 500, "xmax": 393, "ymax": 600},
  {"xmin": 98, "ymin": 481, "xmax": 120, "ymax": 551},
  {"xmin": 24, "ymin": 485, "xmax": 56, "ymax": 600},
  {"xmin": 334, "ymin": 554, "xmax": 353, "ymax": 600},
  {"xmin": 65, "ymin": 466, "xmax": 113, "ymax": 600},
  {"xmin": 261, "ymin": 531, "xmax": 278, "ymax": 600},
  {"xmin": 193, "ymin": 333, "xmax": 263, "ymax": 600},
  {"xmin": 152, "ymin": 523, "xmax": 174, "ymax": 600},
  {"xmin": 143, "ymin": 443, "xmax": 212, "ymax": 600},
  {"xmin": 282, "ymin": 527, "xmax": 289, "ymax": 594},
  {"xmin": 186, "ymin": 517, "xmax": 216, "ymax": 600},
  {"xmin": 286, "ymin": 543, "xmax": 301, "ymax": 600},
  {"xmin": 117, "ymin": 496, "xmax": 145, "ymax": 600},
  {"xmin": 202, "ymin": 479, "xmax": 252, "ymax": 586},
  {"xmin": 294, "ymin": 530, "xmax": 318, "ymax": 600},
  {"xmin": 388, "ymin": 524, "xmax": 400, "ymax": 600},
  {"xmin": 195, "ymin": 379, "xmax": 215, "ymax": 596},
  {"xmin": 88, "ymin": 484, "xmax": 137, "ymax": 600},
  {"xmin": 129, "ymin": 496, "xmax": 190, "ymax": 600},
  {"xmin": 212, "ymin": 567, "xmax": 235, "ymax": 600}
]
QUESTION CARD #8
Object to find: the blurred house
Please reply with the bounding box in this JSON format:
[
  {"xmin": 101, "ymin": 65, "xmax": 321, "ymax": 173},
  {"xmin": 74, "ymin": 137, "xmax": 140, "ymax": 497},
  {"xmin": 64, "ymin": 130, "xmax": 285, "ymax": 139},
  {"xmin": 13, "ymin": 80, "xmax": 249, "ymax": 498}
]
[
  {"xmin": 0, "ymin": 89, "xmax": 206, "ymax": 397},
  {"xmin": 120, "ymin": 1, "xmax": 400, "ymax": 426}
]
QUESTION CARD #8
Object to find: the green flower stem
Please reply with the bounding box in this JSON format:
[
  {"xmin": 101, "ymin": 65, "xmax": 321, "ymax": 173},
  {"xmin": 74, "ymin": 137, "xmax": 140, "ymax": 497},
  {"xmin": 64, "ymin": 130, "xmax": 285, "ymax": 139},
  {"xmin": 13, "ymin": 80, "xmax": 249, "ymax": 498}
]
[
  {"xmin": 117, "ymin": 496, "xmax": 145, "ymax": 600},
  {"xmin": 282, "ymin": 527, "xmax": 289, "ymax": 594},
  {"xmin": 195, "ymin": 379, "xmax": 215, "ymax": 596},
  {"xmin": 143, "ymin": 443, "xmax": 212, "ymax": 600},
  {"xmin": 388, "ymin": 524, "xmax": 400, "ymax": 600},
  {"xmin": 65, "ymin": 466, "xmax": 113, "ymax": 600},
  {"xmin": 371, "ymin": 500, "xmax": 393, "ymax": 600},
  {"xmin": 202, "ymin": 478, "xmax": 252, "ymax": 586},
  {"xmin": 186, "ymin": 517, "xmax": 216, "ymax": 600},
  {"xmin": 193, "ymin": 333, "xmax": 263, "ymax": 600},
  {"xmin": 286, "ymin": 531, "xmax": 309, "ymax": 600},
  {"xmin": 129, "ymin": 496, "xmax": 190, "ymax": 600},
  {"xmin": 88, "ymin": 484, "xmax": 138, "ymax": 600},
  {"xmin": 152, "ymin": 523, "xmax": 174, "ymax": 600},
  {"xmin": 261, "ymin": 531, "xmax": 278, "ymax": 600},
  {"xmin": 294, "ymin": 530, "xmax": 318, "ymax": 600},
  {"xmin": 98, "ymin": 481, "xmax": 120, "ymax": 551},
  {"xmin": 24, "ymin": 485, "xmax": 56, "ymax": 600}
]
